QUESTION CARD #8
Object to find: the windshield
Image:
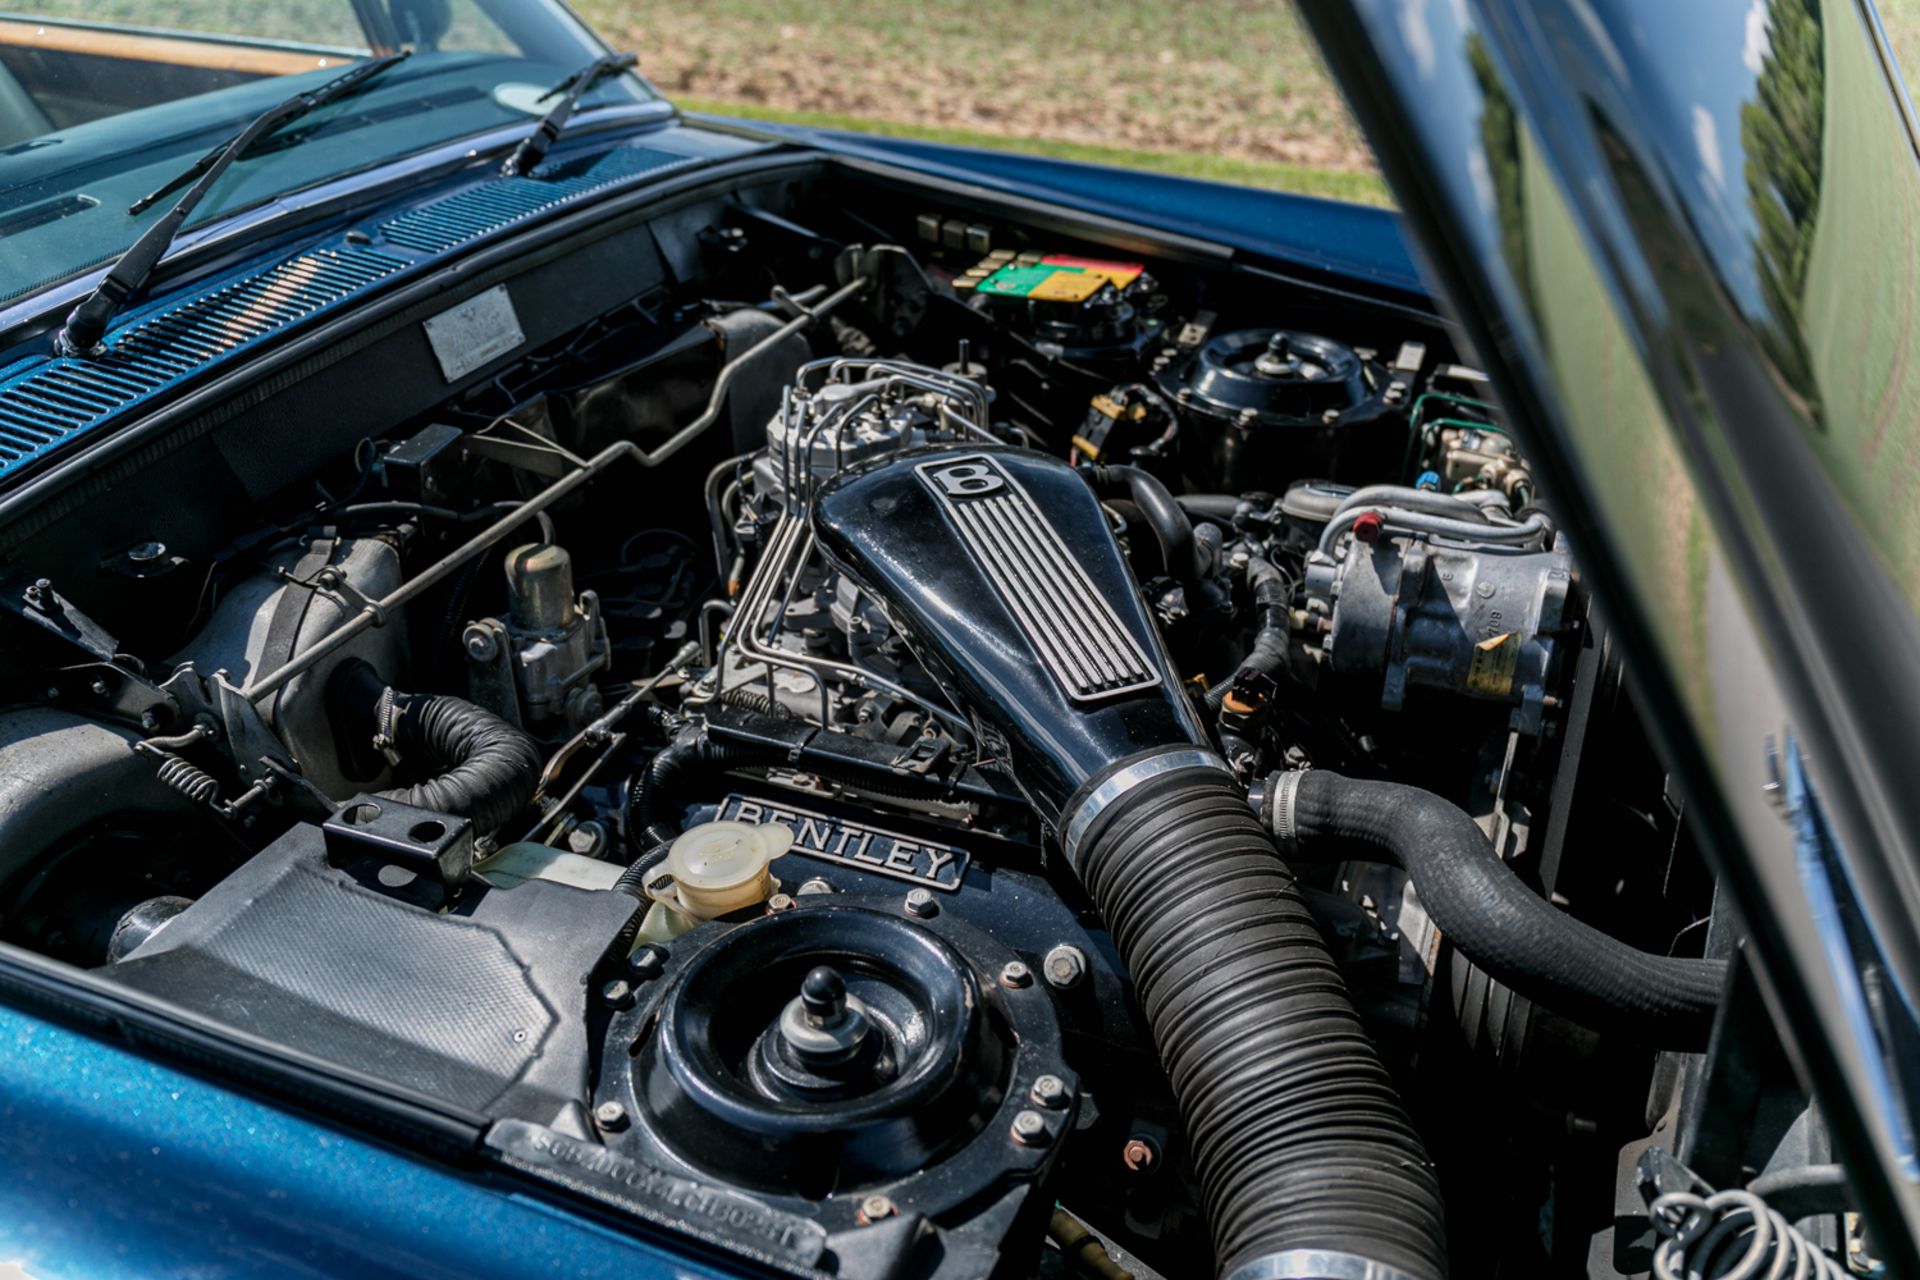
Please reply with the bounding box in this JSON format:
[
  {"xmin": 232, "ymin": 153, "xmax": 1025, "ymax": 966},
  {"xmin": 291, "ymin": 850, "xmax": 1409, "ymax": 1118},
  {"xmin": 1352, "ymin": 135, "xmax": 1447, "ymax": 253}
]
[{"xmin": 0, "ymin": 1, "xmax": 658, "ymax": 305}]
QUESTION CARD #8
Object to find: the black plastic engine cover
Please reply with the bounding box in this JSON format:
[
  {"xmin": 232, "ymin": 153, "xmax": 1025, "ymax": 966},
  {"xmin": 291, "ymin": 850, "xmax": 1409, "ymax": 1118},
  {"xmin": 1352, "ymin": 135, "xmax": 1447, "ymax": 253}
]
[{"xmin": 812, "ymin": 445, "xmax": 1205, "ymax": 822}]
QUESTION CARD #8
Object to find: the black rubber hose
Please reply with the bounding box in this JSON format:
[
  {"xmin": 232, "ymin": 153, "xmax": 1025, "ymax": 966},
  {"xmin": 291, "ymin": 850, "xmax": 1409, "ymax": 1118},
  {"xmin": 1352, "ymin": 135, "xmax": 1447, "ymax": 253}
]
[
  {"xmin": 378, "ymin": 692, "xmax": 543, "ymax": 835},
  {"xmin": 625, "ymin": 731, "xmax": 784, "ymax": 853},
  {"xmin": 1272, "ymin": 770, "xmax": 1727, "ymax": 1048},
  {"xmin": 1176, "ymin": 493, "xmax": 1248, "ymax": 523},
  {"xmin": 1082, "ymin": 464, "xmax": 1203, "ymax": 587},
  {"xmin": 1205, "ymin": 555, "xmax": 1291, "ymax": 713},
  {"xmin": 1068, "ymin": 760, "xmax": 1447, "ymax": 1279},
  {"xmin": 329, "ymin": 659, "xmax": 542, "ymax": 834}
]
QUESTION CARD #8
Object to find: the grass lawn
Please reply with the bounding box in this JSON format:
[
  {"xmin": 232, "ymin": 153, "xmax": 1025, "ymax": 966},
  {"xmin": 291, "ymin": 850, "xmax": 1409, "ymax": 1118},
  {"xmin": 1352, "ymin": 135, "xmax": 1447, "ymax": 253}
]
[{"xmin": 576, "ymin": 0, "xmax": 1388, "ymax": 203}]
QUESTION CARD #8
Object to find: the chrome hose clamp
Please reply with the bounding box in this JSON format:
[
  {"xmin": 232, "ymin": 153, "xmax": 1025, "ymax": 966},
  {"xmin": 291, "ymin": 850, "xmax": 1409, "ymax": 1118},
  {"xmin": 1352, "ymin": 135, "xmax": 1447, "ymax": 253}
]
[
  {"xmin": 1225, "ymin": 1250, "xmax": 1425, "ymax": 1280},
  {"xmin": 1265, "ymin": 768, "xmax": 1307, "ymax": 851},
  {"xmin": 1058, "ymin": 748, "xmax": 1232, "ymax": 870}
]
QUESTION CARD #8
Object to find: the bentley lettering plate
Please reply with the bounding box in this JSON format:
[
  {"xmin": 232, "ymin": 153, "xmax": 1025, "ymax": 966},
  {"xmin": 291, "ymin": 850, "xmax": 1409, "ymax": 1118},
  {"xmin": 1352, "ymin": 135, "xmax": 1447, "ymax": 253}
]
[{"xmin": 720, "ymin": 793, "xmax": 968, "ymax": 892}]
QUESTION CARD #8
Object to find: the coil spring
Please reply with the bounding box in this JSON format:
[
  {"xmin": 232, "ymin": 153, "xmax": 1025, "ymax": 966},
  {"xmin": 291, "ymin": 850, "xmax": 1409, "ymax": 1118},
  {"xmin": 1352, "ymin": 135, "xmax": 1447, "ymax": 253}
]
[
  {"xmin": 154, "ymin": 754, "xmax": 221, "ymax": 807},
  {"xmin": 1650, "ymin": 1189, "xmax": 1849, "ymax": 1279}
]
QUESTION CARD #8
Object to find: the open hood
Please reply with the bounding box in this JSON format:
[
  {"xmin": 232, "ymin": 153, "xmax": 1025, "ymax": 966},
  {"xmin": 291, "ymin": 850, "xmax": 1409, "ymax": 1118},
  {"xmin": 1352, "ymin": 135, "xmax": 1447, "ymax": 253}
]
[{"xmin": 1298, "ymin": 0, "xmax": 1920, "ymax": 1267}]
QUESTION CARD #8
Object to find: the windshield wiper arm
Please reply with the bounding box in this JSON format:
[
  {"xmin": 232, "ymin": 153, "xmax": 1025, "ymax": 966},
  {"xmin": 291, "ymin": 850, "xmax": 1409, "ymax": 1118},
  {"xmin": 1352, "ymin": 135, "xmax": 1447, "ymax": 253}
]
[
  {"xmin": 499, "ymin": 51, "xmax": 637, "ymax": 177},
  {"xmin": 56, "ymin": 51, "xmax": 410, "ymax": 357}
]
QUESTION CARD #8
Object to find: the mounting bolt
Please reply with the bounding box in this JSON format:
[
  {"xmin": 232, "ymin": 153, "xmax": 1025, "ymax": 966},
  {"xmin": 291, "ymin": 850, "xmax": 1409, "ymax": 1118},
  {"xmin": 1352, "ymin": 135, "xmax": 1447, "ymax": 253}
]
[
  {"xmin": 858, "ymin": 1194, "xmax": 897, "ymax": 1224},
  {"xmin": 1042, "ymin": 944, "xmax": 1087, "ymax": 990},
  {"xmin": 626, "ymin": 945, "xmax": 667, "ymax": 982},
  {"xmin": 89, "ymin": 678, "xmax": 110, "ymax": 697},
  {"xmin": 999, "ymin": 960, "xmax": 1032, "ymax": 989},
  {"xmin": 127, "ymin": 540, "xmax": 167, "ymax": 565},
  {"xmin": 594, "ymin": 1100, "xmax": 628, "ymax": 1131},
  {"xmin": 1030, "ymin": 1074, "xmax": 1069, "ymax": 1109},
  {"xmin": 601, "ymin": 978, "xmax": 635, "ymax": 1010},
  {"xmin": 767, "ymin": 893, "xmax": 797, "ymax": 913},
  {"xmin": 1122, "ymin": 1136, "xmax": 1159, "ymax": 1173},
  {"xmin": 463, "ymin": 623, "xmax": 499, "ymax": 663},
  {"xmin": 565, "ymin": 820, "xmax": 607, "ymax": 858},
  {"xmin": 1010, "ymin": 1109, "xmax": 1051, "ymax": 1147},
  {"xmin": 797, "ymin": 878, "xmax": 835, "ymax": 896},
  {"xmin": 140, "ymin": 709, "xmax": 162, "ymax": 732},
  {"xmin": 904, "ymin": 888, "xmax": 937, "ymax": 918}
]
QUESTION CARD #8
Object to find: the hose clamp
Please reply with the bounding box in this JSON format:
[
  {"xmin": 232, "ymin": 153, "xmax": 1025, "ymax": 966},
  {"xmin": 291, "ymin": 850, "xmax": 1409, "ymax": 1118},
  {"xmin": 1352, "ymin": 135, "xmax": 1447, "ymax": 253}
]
[
  {"xmin": 1059, "ymin": 748, "xmax": 1232, "ymax": 870},
  {"xmin": 1225, "ymin": 1250, "xmax": 1424, "ymax": 1280},
  {"xmin": 1266, "ymin": 769, "xmax": 1307, "ymax": 851}
]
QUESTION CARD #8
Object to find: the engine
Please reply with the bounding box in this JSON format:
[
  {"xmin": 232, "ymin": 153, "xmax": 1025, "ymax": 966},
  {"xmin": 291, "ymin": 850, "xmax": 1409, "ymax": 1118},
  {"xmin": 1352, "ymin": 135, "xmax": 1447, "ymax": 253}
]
[{"xmin": 0, "ymin": 194, "xmax": 1759, "ymax": 1280}]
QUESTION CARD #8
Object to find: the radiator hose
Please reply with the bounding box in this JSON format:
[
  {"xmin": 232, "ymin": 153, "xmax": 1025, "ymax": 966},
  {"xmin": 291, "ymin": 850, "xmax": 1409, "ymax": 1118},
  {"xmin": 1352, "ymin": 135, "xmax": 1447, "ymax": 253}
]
[
  {"xmin": 1065, "ymin": 753, "xmax": 1448, "ymax": 1280},
  {"xmin": 1264, "ymin": 769, "xmax": 1726, "ymax": 1048}
]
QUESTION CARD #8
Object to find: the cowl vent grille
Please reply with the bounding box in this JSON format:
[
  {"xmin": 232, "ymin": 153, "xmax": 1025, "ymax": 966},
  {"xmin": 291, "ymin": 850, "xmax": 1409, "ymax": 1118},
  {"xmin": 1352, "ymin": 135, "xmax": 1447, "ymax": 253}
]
[
  {"xmin": 378, "ymin": 144, "xmax": 691, "ymax": 254},
  {"xmin": 0, "ymin": 246, "xmax": 406, "ymax": 473},
  {"xmin": 0, "ymin": 141, "xmax": 695, "ymax": 484}
]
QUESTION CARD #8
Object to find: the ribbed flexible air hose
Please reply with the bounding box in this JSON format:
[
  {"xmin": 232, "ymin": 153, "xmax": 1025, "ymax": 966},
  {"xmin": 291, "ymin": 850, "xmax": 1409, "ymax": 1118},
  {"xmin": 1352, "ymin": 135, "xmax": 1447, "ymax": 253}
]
[{"xmin": 1068, "ymin": 760, "xmax": 1448, "ymax": 1279}]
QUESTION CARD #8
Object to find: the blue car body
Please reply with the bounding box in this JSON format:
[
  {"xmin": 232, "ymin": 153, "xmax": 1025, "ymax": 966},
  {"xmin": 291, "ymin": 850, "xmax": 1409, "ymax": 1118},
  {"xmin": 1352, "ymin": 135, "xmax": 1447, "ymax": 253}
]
[{"xmin": 0, "ymin": 117, "xmax": 1413, "ymax": 1278}]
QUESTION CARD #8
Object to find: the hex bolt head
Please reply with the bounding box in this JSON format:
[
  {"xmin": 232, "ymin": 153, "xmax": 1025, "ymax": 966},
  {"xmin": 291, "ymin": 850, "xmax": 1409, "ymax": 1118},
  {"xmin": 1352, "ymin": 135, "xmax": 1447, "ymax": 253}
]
[
  {"xmin": 565, "ymin": 820, "xmax": 608, "ymax": 858},
  {"xmin": 601, "ymin": 978, "xmax": 635, "ymax": 1010},
  {"xmin": 766, "ymin": 893, "xmax": 797, "ymax": 913},
  {"xmin": 462, "ymin": 624, "xmax": 499, "ymax": 662},
  {"xmin": 626, "ymin": 945, "xmax": 667, "ymax": 982},
  {"xmin": 858, "ymin": 1194, "xmax": 897, "ymax": 1223},
  {"xmin": 904, "ymin": 888, "xmax": 937, "ymax": 918},
  {"xmin": 1010, "ymin": 1109, "xmax": 1051, "ymax": 1147},
  {"xmin": 1030, "ymin": 1074, "xmax": 1069, "ymax": 1109},
  {"xmin": 797, "ymin": 878, "xmax": 835, "ymax": 896},
  {"xmin": 594, "ymin": 1100, "xmax": 628, "ymax": 1131},
  {"xmin": 128, "ymin": 540, "xmax": 167, "ymax": 565},
  {"xmin": 999, "ymin": 960, "xmax": 1033, "ymax": 989},
  {"xmin": 1043, "ymin": 944, "xmax": 1087, "ymax": 990},
  {"xmin": 1122, "ymin": 1136, "xmax": 1159, "ymax": 1173}
]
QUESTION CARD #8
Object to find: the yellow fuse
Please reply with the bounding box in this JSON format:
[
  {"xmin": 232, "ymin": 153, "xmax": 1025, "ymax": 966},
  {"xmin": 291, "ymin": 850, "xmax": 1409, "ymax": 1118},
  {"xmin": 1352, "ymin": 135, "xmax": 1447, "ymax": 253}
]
[{"xmin": 1029, "ymin": 270, "xmax": 1106, "ymax": 303}]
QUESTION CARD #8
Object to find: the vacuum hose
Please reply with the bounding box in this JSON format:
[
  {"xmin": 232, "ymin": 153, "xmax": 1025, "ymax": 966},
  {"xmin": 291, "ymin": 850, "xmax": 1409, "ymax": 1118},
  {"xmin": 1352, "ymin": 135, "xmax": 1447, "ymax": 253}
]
[
  {"xmin": 1065, "ymin": 753, "xmax": 1448, "ymax": 1280},
  {"xmin": 1205, "ymin": 554, "xmax": 1290, "ymax": 714},
  {"xmin": 1265, "ymin": 769, "xmax": 1727, "ymax": 1048}
]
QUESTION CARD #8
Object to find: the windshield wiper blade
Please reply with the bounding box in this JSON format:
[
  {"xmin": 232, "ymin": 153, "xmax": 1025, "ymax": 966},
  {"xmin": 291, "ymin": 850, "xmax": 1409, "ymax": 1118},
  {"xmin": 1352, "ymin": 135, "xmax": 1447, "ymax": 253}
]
[
  {"xmin": 56, "ymin": 51, "xmax": 409, "ymax": 357},
  {"xmin": 499, "ymin": 51, "xmax": 638, "ymax": 178}
]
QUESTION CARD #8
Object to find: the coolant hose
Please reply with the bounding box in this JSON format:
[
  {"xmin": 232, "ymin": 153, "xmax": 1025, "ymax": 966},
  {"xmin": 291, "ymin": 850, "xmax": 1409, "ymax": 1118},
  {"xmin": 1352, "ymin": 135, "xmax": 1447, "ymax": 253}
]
[
  {"xmin": 1082, "ymin": 464, "xmax": 1205, "ymax": 588},
  {"xmin": 1064, "ymin": 753, "xmax": 1448, "ymax": 1279},
  {"xmin": 1266, "ymin": 770, "xmax": 1727, "ymax": 1048}
]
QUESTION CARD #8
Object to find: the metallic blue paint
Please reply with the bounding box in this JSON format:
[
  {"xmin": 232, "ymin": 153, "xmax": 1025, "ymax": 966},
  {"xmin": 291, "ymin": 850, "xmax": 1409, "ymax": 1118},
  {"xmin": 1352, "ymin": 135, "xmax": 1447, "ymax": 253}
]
[{"xmin": 0, "ymin": 1002, "xmax": 731, "ymax": 1279}]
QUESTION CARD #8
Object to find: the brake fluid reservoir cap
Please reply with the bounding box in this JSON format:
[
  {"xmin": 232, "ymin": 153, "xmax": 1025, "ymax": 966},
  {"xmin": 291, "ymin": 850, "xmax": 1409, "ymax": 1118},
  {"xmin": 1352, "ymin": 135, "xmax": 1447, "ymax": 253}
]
[{"xmin": 662, "ymin": 820, "xmax": 793, "ymax": 919}]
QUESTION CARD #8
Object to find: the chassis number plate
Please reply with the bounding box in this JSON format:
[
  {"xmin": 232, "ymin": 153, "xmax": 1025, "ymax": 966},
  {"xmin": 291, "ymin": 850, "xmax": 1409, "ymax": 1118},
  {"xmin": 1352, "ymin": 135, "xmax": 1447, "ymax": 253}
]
[{"xmin": 719, "ymin": 793, "xmax": 969, "ymax": 892}]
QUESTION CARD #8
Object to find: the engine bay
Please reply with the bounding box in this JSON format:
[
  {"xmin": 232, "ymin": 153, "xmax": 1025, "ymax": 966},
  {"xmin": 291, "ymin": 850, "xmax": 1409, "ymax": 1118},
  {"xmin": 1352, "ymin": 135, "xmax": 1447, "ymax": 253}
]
[{"xmin": 0, "ymin": 157, "xmax": 1777, "ymax": 1278}]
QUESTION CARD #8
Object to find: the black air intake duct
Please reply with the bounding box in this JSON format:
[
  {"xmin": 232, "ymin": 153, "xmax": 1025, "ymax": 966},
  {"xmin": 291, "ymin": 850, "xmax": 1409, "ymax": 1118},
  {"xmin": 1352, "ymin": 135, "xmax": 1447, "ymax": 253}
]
[{"xmin": 815, "ymin": 446, "xmax": 1448, "ymax": 1280}]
